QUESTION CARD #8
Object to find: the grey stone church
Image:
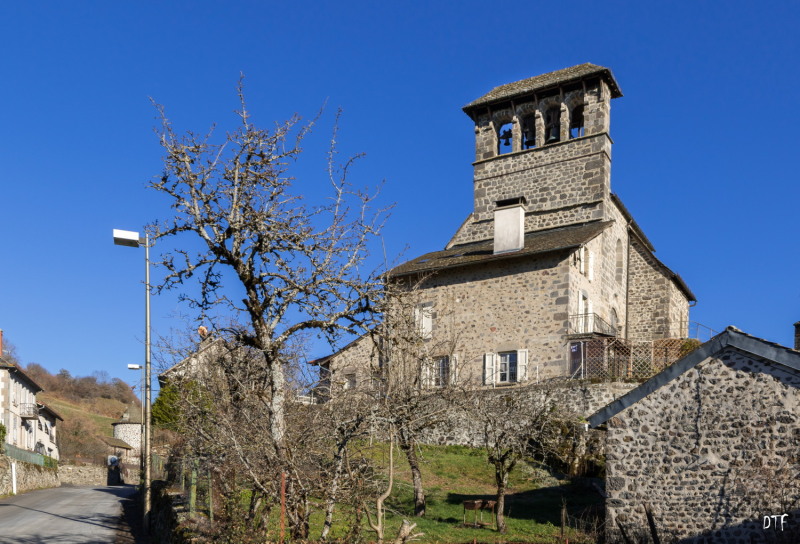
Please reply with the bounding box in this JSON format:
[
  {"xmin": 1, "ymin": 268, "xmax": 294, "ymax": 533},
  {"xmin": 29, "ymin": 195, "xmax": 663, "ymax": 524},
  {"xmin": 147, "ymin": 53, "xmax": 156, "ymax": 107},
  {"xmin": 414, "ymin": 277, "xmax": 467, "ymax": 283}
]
[{"xmin": 321, "ymin": 63, "xmax": 696, "ymax": 390}]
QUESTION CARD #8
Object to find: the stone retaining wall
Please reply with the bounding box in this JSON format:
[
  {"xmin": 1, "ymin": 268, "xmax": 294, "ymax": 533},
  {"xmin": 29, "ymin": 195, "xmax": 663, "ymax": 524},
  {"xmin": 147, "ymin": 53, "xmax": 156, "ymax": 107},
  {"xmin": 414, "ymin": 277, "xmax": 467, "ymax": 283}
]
[
  {"xmin": 58, "ymin": 463, "xmax": 141, "ymax": 486},
  {"xmin": 419, "ymin": 380, "xmax": 635, "ymax": 447},
  {"xmin": 0, "ymin": 455, "xmax": 59, "ymax": 496}
]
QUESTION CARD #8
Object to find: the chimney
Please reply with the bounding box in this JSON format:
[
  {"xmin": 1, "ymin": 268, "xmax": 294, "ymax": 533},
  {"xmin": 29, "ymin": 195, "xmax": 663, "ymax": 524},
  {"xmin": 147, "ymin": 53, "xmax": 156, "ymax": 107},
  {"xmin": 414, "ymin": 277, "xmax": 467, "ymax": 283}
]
[
  {"xmin": 794, "ymin": 321, "xmax": 800, "ymax": 351},
  {"xmin": 0, "ymin": 329, "xmax": 4, "ymax": 359},
  {"xmin": 493, "ymin": 197, "xmax": 526, "ymax": 254}
]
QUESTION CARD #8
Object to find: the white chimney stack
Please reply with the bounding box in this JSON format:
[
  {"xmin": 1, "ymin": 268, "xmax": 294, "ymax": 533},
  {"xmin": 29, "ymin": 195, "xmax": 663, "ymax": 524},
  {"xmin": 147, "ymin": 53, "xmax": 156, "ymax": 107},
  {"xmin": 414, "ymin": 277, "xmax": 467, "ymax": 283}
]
[{"xmin": 493, "ymin": 198, "xmax": 526, "ymax": 254}]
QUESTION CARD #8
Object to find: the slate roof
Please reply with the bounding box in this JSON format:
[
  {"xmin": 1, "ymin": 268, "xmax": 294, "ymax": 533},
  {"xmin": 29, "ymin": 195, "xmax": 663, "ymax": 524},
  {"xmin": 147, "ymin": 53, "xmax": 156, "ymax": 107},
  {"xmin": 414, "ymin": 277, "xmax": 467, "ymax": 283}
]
[
  {"xmin": 588, "ymin": 326, "xmax": 800, "ymax": 428},
  {"xmin": 112, "ymin": 403, "xmax": 142, "ymax": 425},
  {"xmin": 0, "ymin": 359, "xmax": 44, "ymax": 393},
  {"xmin": 463, "ymin": 63, "xmax": 622, "ymax": 112},
  {"xmin": 390, "ymin": 221, "xmax": 612, "ymax": 277},
  {"xmin": 37, "ymin": 402, "xmax": 64, "ymax": 421},
  {"xmin": 101, "ymin": 436, "xmax": 133, "ymax": 450},
  {"xmin": 610, "ymin": 193, "xmax": 696, "ymax": 303}
]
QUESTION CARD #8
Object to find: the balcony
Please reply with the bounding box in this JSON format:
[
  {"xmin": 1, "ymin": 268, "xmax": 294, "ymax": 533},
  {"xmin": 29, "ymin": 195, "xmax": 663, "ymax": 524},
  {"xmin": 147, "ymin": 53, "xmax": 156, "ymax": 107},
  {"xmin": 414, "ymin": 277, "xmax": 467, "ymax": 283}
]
[
  {"xmin": 567, "ymin": 313, "xmax": 616, "ymax": 338},
  {"xmin": 19, "ymin": 403, "xmax": 39, "ymax": 419}
]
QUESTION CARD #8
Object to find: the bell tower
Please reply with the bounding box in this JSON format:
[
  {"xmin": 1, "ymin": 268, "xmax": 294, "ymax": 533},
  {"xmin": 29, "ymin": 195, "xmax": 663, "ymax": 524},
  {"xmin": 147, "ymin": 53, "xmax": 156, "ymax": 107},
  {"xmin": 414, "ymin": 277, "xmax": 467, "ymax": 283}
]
[{"xmin": 449, "ymin": 64, "xmax": 622, "ymax": 247}]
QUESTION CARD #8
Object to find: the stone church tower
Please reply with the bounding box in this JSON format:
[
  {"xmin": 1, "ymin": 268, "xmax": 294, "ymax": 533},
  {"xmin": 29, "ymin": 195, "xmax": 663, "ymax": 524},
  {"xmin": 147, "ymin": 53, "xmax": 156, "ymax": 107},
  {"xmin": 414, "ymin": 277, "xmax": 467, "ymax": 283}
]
[
  {"xmin": 453, "ymin": 63, "xmax": 619, "ymax": 246},
  {"xmin": 322, "ymin": 64, "xmax": 695, "ymax": 386}
]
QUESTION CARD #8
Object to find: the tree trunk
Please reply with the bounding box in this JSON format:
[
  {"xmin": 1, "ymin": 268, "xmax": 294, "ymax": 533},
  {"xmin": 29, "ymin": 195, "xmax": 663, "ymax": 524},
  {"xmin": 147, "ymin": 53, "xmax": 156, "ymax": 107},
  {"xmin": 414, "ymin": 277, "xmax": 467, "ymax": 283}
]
[
  {"xmin": 398, "ymin": 428, "xmax": 425, "ymax": 517},
  {"xmin": 320, "ymin": 444, "xmax": 346, "ymax": 539},
  {"xmin": 495, "ymin": 464, "xmax": 509, "ymax": 533}
]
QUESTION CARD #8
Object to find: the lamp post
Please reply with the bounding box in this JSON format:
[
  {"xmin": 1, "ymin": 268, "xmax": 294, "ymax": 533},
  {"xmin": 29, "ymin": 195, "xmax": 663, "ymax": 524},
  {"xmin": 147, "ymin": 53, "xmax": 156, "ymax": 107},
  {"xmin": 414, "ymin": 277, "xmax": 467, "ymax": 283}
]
[
  {"xmin": 127, "ymin": 363, "xmax": 144, "ymax": 479},
  {"xmin": 114, "ymin": 229, "xmax": 152, "ymax": 528}
]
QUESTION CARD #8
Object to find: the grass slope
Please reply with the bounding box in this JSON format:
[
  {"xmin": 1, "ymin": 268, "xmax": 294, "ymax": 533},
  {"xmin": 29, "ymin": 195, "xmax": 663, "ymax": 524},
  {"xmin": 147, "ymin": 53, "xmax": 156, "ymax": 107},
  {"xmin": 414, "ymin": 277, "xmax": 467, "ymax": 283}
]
[
  {"xmin": 41, "ymin": 397, "xmax": 118, "ymax": 437},
  {"xmin": 311, "ymin": 443, "xmax": 603, "ymax": 543}
]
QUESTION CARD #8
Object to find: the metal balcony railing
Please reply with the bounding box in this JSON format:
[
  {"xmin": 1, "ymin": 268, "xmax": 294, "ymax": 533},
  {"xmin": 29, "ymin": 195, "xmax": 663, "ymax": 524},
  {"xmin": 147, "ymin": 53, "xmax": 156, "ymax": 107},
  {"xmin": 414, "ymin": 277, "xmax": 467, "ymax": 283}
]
[
  {"xmin": 567, "ymin": 313, "xmax": 616, "ymax": 337},
  {"xmin": 19, "ymin": 403, "xmax": 39, "ymax": 419}
]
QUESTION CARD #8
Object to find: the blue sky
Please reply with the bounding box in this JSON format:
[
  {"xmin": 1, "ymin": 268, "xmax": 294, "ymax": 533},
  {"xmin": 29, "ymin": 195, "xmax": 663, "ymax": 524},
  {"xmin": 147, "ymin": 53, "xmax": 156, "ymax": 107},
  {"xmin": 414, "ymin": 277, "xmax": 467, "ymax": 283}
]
[{"xmin": 1, "ymin": 1, "xmax": 798, "ymax": 391}]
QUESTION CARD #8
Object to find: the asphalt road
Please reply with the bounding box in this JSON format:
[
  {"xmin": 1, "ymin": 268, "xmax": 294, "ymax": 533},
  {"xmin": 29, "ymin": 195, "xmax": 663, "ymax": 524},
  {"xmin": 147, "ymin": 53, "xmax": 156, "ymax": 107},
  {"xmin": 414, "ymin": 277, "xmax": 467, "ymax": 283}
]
[{"xmin": 0, "ymin": 485, "xmax": 137, "ymax": 544}]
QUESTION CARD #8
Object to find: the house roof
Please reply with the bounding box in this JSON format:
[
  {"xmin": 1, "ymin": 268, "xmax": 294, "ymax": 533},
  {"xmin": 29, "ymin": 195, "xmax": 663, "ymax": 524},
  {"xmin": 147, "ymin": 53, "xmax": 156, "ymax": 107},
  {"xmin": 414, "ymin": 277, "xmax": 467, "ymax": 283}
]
[
  {"xmin": 463, "ymin": 63, "xmax": 623, "ymax": 113},
  {"xmin": 390, "ymin": 221, "xmax": 613, "ymax": 278},
  {"xmin": 0, "ymin": 359, "xmax": 44, "ymax": 393},
  {"xmin": 37, "ymin": 402, "xmax": 64, "ymax": 421},
  {"xmin": 589, "ymin": 326, "xmax": 800, "ymax": 428},
  {"xmin": 610, "ymin": 193, "xmax": 696, "ymax": 303},
  {"xmin": 101, "ymin": 436, "xmax": 133, "ymax": 450},
  {"xmin": 112, "ymin": 403, "xmax": 142, "ymax": 425},
  {"xmin": 158, "ymin": 336, "xmax": 223, "ymax": 384}
]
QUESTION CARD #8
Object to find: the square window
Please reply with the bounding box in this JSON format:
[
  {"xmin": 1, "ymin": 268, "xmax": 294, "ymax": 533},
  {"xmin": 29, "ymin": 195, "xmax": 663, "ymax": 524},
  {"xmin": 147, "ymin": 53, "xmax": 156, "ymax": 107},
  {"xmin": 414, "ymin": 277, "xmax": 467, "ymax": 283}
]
[
  {"xmin": 498, "ymin": 352, "xmax": 518, "ymax": 383},
  {"xmin": 434, "ymin": 356, "xmax": 450, "ymax": 387}
]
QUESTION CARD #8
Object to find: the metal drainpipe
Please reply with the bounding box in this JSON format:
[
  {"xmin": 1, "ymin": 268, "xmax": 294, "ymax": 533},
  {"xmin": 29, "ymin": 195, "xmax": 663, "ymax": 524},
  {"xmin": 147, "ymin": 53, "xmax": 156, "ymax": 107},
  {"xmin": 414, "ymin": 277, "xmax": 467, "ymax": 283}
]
[{"xmin": 625, "ymin": 227, "xmax": 631, "ymax": 340}]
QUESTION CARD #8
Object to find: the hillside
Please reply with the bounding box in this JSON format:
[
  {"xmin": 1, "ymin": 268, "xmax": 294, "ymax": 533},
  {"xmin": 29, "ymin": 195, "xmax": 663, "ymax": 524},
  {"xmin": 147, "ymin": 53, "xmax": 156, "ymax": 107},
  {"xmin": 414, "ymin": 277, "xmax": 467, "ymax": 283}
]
[{"xmin": 22, "ymin": 363, "xmax": 141, "ymax": 464}]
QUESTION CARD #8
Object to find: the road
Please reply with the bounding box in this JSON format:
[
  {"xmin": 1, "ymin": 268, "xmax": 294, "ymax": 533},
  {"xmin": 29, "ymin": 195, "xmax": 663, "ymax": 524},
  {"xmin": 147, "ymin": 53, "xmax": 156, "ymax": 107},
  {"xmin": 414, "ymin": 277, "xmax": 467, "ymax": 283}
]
[{"xmin": 0, "ymin": 485, "xmax": 137, "ymax": 544}]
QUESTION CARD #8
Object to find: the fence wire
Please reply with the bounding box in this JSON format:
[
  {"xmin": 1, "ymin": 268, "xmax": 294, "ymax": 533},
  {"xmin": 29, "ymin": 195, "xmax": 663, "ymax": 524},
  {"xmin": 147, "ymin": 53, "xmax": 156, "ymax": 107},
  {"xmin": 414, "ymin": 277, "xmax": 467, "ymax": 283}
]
[{"xmin": 573, "ymin": 337, "xmax": 701, "ymax": 381}]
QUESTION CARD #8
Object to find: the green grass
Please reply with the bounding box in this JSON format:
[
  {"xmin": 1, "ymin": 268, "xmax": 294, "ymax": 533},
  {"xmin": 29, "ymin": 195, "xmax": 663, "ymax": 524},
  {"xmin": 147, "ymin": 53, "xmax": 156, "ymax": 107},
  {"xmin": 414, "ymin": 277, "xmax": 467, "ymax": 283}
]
[
  {"xmin": 42, "ymin": 397, "xmax": 117, "ymax": 436},
  {"xmin": 236, "ymin": 442, "xmax": 603, "ymax": 543}
]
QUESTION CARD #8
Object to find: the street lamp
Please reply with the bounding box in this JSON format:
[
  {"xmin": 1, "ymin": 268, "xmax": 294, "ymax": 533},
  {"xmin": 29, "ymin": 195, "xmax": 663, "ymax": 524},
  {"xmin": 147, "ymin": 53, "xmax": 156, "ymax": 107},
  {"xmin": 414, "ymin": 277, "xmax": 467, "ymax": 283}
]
[
  {"xmin": 127, "ymin": 363, "xmax": 145, "ymax": 479},
  {"xmin": 114, "ymin": 229, "xmax": 152, "ymax": 528}
]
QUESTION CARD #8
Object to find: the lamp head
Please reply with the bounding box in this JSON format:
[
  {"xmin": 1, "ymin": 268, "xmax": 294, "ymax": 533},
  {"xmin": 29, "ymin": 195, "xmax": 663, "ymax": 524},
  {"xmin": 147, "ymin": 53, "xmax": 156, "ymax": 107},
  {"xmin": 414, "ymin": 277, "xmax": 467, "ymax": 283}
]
[{"xmin": 113, "ymin": 229, "xmax": 142, "ymax": 248}]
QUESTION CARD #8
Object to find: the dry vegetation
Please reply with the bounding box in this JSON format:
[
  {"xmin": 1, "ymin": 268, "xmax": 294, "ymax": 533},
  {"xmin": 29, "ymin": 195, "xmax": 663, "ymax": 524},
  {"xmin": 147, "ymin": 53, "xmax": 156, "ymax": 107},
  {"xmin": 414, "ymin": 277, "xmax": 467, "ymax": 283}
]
[{"xmin": 24, "ymin": 363, "xmax": 140, "ymax": 464}]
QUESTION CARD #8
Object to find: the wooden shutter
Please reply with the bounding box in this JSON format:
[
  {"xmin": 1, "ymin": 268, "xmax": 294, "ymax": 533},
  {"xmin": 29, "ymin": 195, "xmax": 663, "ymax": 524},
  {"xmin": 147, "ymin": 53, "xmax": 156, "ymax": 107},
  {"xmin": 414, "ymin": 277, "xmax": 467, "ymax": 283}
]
[
  {"xmin": 450, "ymin": 354, "xmax": 458, "ymax": 385},
  {"xmin": 421, "ymin": 360, "xmax": 432, "ymax": 389},
  {"xmin": 517, "ymin": 350, "xmax": 529, "ymax": 382},
  {"xmin": 483, "ymin": 353, "xmax": 496, "ymax": 385}
]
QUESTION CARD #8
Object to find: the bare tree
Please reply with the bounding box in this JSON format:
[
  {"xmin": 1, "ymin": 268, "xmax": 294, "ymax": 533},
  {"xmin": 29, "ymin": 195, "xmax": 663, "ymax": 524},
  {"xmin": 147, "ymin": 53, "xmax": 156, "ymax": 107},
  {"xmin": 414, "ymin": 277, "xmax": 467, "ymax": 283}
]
[
  {"xmin": 368, "ymin": 284, "xmax": 464, "ymax": 517},
  {"xmin": 149, "ymin": 83, "xmax": 387, "ymax": 538},
  {"xmin": 468, "ymin": 387, "xmax": 573, "ymax": 533}
]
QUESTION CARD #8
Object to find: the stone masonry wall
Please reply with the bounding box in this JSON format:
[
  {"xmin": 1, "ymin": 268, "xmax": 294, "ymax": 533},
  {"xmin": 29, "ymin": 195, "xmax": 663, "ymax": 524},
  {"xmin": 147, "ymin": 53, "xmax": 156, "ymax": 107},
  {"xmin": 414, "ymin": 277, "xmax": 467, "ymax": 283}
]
[
  {"xmin": 113, "ymin": 422, "xmax": 142, "ymax": 463},
  {"xmin": 419, "ymin": 380, "xmax": 635, "ymax": 447},
  {"xmin": 323, "ymin": 334, "xmax": 376, "ymax": 396},
  {"xmin": 415, "ymin": 252, "xmax": 573, "ymax": 381},
  {"xmin": 0, "ymin": 454, "xmax": 59, "ymax": 495},
  {"xmin": 626, "ymin": 238, "xmax": 677, "ymax": 341},
  {"xmin": 605, "ymin": 350, "xmax": 800, "ymax": 542},
  {"xmin": 328, "ymin": 253, "xmax": 574, "ymax": 384},
  {"xmin": 450, "ymin": 134, "xmax": 611, "ymax": 247}
]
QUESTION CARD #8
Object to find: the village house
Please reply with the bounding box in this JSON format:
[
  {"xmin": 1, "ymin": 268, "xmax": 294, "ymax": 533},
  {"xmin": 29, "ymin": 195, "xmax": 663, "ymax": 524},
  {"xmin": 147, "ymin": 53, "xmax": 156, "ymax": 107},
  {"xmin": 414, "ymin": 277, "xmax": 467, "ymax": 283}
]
[
  {"xmin": 0, "ymin": 330, "xmax": 61, "ymax": 461},
  {"xmin": 589, "ymin": 325, "xmax": 800, "ymax": 542},
  {"xmin": 319, "ymin": 63, "xmax": 696, "ymax": 393}
]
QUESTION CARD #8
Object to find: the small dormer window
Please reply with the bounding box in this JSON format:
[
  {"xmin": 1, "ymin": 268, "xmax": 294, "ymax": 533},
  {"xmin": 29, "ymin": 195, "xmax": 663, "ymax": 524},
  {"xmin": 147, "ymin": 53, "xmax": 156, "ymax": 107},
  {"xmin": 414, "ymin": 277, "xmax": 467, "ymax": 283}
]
[
  {"xmin": 570, "ymin": 105, "xmax": 585, "ymax": 138},
  {"xmin": 522, "ymin": 115, "xmax": 536, "ymax": 149},
  {"xmin": 497, "ymin": 122, "xmax": 513, "ymax": 154},
  {"xmin": 545, "ymin": 107, "xmax": 560, "ymax": 144}
]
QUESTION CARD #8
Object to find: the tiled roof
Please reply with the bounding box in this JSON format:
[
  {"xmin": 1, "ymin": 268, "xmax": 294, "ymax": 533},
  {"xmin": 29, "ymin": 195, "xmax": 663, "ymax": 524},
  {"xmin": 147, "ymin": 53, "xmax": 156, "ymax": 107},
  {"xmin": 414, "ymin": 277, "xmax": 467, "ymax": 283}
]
[
  {"xmin": 463, "ymin": 63, "xmax": 622, "ymax": 112},
  {"xmin": 390, "ymin": 221, "xmax": 612, "ymax": 277}
]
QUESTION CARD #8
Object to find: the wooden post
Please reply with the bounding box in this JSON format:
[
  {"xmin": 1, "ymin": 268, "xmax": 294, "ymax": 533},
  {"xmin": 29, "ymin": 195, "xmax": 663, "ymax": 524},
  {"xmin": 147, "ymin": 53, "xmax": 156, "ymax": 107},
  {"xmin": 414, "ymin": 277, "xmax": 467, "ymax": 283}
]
[
  {"xmin": 208, "ymin": 467, "xmax": 213, "ymax": 523},
  {"xmin": 280, "ymin": 471, "xmax": 286, "ymax": 544},
  {"xmin": 189, "ymin": 458, "xmax": 197, "ymax": 517}
]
